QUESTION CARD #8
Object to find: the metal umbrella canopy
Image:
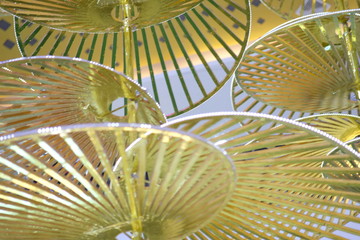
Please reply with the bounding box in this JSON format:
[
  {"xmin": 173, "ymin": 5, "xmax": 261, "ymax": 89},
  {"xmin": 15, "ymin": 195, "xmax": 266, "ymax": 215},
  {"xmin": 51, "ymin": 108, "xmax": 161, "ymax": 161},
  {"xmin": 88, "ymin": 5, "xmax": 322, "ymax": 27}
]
[
  {"xmin": 12, "ymin": 0, "xmax": 251, "ymax": 117},
  {"xmin": 163, "ymin": 112, "xmax": 360, "ymax": 239},
  {"xmin": 261, "ymin": 0, "xmax": 360, "ymax": 20},
  {"xmin": 0, "ymin": 56, "xmax": 166, "ymax": 136},
  {"xmin": 0, "ymin": 123, "xmax": 236, "ymax": 239},
  {"xmin": 0, "ymin": 0, "xmax": 204, "ymax": 32},
  {"xmin": 235, "ymin": 9, "xmax": 360, "ymax": 114}
]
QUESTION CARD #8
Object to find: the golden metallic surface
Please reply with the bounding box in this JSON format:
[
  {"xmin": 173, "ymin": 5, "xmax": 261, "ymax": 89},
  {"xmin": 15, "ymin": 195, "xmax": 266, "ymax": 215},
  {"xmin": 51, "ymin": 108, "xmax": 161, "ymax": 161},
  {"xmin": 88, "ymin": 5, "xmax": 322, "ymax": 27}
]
[
  {"xmin": 0, "ymin": 56, "xmax": 166, "ymax": 136},
  {"xmin": 298, "ymin": 114, "xmax": 360, "ymax": 195},
  {"xmin": 236, "ymin": 10, "xmax": 360, "ymax": 114},
  {"xmin": 231, "ymin": 75, "xmax": 318, "ymax": 119},
  {"xmin": 0, "ymin": 8, "xmax": 8, "ymax": 17},
  {"xmin": 326, "ymin": 137, "xmax": 360, "ymax": 194},
  {"xmin": 298, "ymin": 114, "xmax": 360, "ymax": 142},
  {"xmin": 0, "ymin": 0, "xmax": 203, "ymax": 33},
  {"xmin": 163, "ymin": 112, "xmax": 360, "ymax": 239},
  {"xmin": 261, "ymin": 0, "xmax": 360, "ymax": 19},
  {"xmin": 0, "ymin": 123, "xmax": 235, "ymax": 239},
  {"xmin": 14, "ymin": 0, "xmax": 251, "ymax": 117}
]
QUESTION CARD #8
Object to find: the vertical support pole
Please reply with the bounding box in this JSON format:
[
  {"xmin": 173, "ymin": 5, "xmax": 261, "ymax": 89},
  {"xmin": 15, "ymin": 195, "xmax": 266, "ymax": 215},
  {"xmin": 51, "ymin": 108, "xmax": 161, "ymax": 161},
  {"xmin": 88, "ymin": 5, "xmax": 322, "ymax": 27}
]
[
  {"xmin": 119, "ymin": 1, "xmax": 141, "ymax": 239},
  {"xmin": 122, "ymin": 0, "xmax": 137, "ymax": 125},
  {"xmin": 336, "ymin": 0, "xmax": 360, "ymax": 104}
]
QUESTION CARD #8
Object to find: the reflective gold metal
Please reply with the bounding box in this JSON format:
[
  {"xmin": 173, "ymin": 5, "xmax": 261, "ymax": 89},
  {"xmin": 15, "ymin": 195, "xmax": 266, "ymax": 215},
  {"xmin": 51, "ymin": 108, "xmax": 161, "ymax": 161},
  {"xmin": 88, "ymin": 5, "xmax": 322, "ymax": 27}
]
[
  {"xmin": 0, "ymin": 8, "xmax": 9, "ymax": 17},
  {"xmin": 236, "ymin": 10, "xmax": 360, "ymax": 114},
  {"xmin": 0, "ymin": 123, "xmax": 235, "ymax": 239},
  {"xmin": 231, "ymin": 76, "xmax": 318, "ymax": 120},
  {"xmin": 164, "ymin": 112, "xmax": 360, "ymax": 239},
  {"xmin": 261, "ymin": 0, "xmax": 360, "ymax": 19},
  {"xmin": 0, "ymin": 0, "xmax": 203, "ymax": 32},
  {"xmin": 298, "ymin": 114, "xmax": 360, "ymax": 142},
  {"xmin": 297, "ymin": 114, "xmax": 360, "ymax": 195},
  {"xmin": 326, "ymin": 137, "xmax": 360, "ymax": 194},
  {"xmin": 0, "ymin": 56, "xmax": 166, "ymax": 136},
  {"xmin": 14, "ymin": 0, "xmax": 251, "ymax": 117}
]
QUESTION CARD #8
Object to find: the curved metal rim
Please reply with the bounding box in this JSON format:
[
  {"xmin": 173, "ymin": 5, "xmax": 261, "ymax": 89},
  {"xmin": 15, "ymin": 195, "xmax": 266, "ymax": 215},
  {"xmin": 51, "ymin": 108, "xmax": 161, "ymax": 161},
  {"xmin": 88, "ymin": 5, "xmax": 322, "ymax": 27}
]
[
  {"xmin": 0, "ymin": 0, "xmax": 205, "ymax": 33},
  {"xmin": 0, "ymin": 55, "xmax": 167, "ymax": 123},
  {"xmin": 235, "ymin": 9, "xmax": 360, "ymax": 115},
  {"xmin": 162, "ymin": 111, "xmax": 360, "ymax": 160},
  {"xmin": 0, "ymin": 121, "xmax": 237, "ymax": 239},
  {"xmin": 243, "ymin": 8, "xmax": 360, "ymax": 54},
  {"xmin": 12, "ymin": 0, "xmax": 252, "ymax": 118},
  {"xmin": 166, "ymin": 0, "xmax": 252, "ymax": 117},
  {"xmin": 297, "ymin": 113, "xmax": 360, "ymax": 122},
  {"xmin": 260, "ymin": 0, "xmax": 360, "ymax": 20},
  {"xmin": 327, "ymin": 136, "xmax": 360, "ymax": 156},
  {"xmin": 0, "ymin": 121, "xmax": 237, "ymax": 188},
  {"xmin": 0, "ymin": 121, "xmax": 235, "ymax": 172}
]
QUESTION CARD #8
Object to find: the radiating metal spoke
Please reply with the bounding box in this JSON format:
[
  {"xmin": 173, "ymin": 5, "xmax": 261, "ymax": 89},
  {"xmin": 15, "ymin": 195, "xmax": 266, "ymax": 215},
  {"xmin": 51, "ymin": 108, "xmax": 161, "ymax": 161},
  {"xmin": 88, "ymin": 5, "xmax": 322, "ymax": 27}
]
[
  {"xmin": 0, "ymin": 123, "xmax": 235, "ymax": 239},
  {"xmin": 0, "ymin": 56, "xmax": 166, "ymax": 137},
  {"xmin": 0, "ymin": 0, "xmax": 204, "ymax": 32},
  {"xmin": 13, "ymin": 0, "xmax": 251, "ymax": 117},
  {"xmin": 261, "ymin": 0, "xmax": 360, "ymax": 20},
  {"xmin": 163, "ymin": 112, "xmax": 360, "ymax": 239},
  {"xmin": 236, "ymin": 10, "xmax": 360, "ymax": 114}
]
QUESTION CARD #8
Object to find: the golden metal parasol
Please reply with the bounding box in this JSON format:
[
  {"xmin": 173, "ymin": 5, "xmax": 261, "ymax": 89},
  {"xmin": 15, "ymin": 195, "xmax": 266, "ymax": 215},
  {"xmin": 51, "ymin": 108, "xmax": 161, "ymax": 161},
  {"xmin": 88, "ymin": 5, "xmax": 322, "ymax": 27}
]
[
  {"xmin": 0, "ymin": 0, "xmax": 205, "ymax": 33},
  {"xmin": 0, "ymin": 123, "xmax": 235, "ymax": 239},
  {"xmin": 236, "ymin": 9, "xmax": 360, "ymax": 114},
  {"xmin": 0, "ymin": 56, "xmax": 166, "ymax": 136},
  {"xmin": 11, "ymin": 0, "xmax": 251, "ymax": 117},
  {"xmin": 163, "ymin": 112, "xmax": 360, "ymax": 239}
]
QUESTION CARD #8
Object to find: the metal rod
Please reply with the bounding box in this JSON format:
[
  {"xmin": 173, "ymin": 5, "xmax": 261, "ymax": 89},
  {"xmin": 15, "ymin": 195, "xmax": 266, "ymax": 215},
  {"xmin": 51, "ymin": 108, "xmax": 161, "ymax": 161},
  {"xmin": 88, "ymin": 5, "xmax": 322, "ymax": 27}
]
[{"xmin": 118, "ymin": 1, "xmax": 141, "ymax": 238}]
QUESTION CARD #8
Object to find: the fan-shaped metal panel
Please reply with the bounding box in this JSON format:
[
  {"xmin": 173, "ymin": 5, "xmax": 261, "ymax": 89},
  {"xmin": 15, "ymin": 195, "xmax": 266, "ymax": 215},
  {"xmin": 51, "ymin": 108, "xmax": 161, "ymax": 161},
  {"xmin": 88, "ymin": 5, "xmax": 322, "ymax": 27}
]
[
  {"xmin": 298, "ymin": 114, "xmax": 360, "ymax": 142},
  {"xmin": 261, "ymin": 0, "xmax": 360, "ymax": 20},
  {"xmin": 297, "ymin": 114, "xmax": 360, "ymax": 195},
  {"xmin": 163, "ymin": 112, "xmax": 360, "ymax": 239},
  {"xmin": 231, "ymin": 76, "xmax": 318, "ymax": 119},
  {"xmin": 0, "ymin": 123, "xmax": 235, "ymax": 239},
  {"xmin": 0, "ymin": 0, "xmax": 203, "ymax": 33},
  {"xmin": 326, "ymin": 137, "xmax": 360, "ymax": 194},
  {"xmin": 0, "ymin": 56, "xmax": 166, "ymax": 136},
  {"xmin": 231, "ymin": 70, "xmax": 359, "ymax": 119},
  {"xmin": 14, "ymin": 0, "xmax": 251, "ymax": 117},
  {"xmin": 236, "ymin": 10, "xmax": 360, "ymax": 114}
]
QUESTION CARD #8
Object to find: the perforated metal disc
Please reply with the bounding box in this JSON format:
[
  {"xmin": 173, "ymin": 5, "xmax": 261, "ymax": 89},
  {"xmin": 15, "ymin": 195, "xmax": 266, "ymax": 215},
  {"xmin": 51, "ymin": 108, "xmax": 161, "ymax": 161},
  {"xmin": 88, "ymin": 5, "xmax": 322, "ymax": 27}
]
[
  {"xmin": 261, "ymin": 0, "xmax": 360, "ymax": 20},
  {"xmin": 0, "ymin": 123, "xmax": 235, "ymax": 239},
  {"xmin": 15, "ymin": 0, "xmax": 251, "ymax": 117},
  {"xmin": 0, "ymin": 56, "xmax": 166, "ymax": 136},
  {"xmin": 236, "ymin": 10, "xmax": 360, "ymax": 114},
  {"xmin": 0, "ymin": 0, "xmax": 204, "ymax": 33},
  {"xmin": 164, "ymin": 112, "xmax": 360, "ymax": 239}
]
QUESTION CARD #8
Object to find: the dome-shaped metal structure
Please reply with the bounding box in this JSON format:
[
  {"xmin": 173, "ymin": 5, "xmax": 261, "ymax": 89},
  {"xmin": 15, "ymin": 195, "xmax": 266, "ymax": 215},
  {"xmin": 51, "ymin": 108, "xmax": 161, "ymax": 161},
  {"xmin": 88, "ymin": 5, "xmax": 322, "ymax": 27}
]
[{"xmin": 0, "ymin": 123, "xmax": 235, "ymax": 239}]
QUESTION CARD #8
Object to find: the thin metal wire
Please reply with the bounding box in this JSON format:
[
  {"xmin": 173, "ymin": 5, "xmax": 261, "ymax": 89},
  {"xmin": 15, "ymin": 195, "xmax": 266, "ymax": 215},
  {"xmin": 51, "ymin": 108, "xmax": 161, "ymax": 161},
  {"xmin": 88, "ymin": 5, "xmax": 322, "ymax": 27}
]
[
  {"xmin": 261, "ymin": 0, "xmax": 360, "ymax": 20},
  {"xmin": 235, "ymin": 10, "xmax": 360, "ymax": 114},
  {"xmin": 0, "ymin": 0, "xmax": 204, "ymax": 33},
  {"xmin": 14, "ymin": 0, "xmax": 251, "ymax": 117},
  {"xmin": 0, "ymin": 123, "xmax": 235, "ymax": 239},
  {"xmin": 163, "ymin": 112, "xmax": 360, "ymax": 239},
  {"xmin": 0, "ymin": 56, "xmax": 166, "ymax": 137}
]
